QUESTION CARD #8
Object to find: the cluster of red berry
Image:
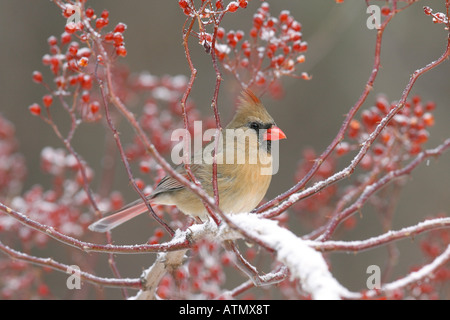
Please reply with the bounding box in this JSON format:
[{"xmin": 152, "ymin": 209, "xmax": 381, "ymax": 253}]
[
  {"xmin": 293, "ymin": 148, "xmax": 338, "ymax": 228},
  {"xmin": 0, "ymin": 259, "xmax": 51, "ymax": 299},
  {"xmin": 340, "ymin": 95, "xmax": 436, "ymax": 171},
  {"xmin": 0, "ymin": 116, "xmax": 26, "ymax": 198},
  {"xmin": 123, "ymin": 73, "xmax": 215, "ymax": 171},
  {"xmin": 215, "ymin": 2, "xmax": 309, "ymax": 93},
  {"xmin": 156, "ymin": 238, "xmax": 263, "ymax": 299},
  {"xmin": 424, "ymin": 5, "xmax": 449, "ymax": 24},
  {"xmin": 178, "ymin": 0, "xmax": 249, "ymax": 16},
  {"xmin": 29, "ymin": 5, "xmax": 129, "ymax": 122}
]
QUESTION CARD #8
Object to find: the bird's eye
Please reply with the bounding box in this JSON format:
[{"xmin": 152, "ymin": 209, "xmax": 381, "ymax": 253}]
[{"xmin": 249, "ymin": 122, "xmax": 261, "ymax": 130}]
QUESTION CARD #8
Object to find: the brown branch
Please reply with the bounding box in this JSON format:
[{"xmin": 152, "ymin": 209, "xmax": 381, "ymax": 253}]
[
  {"xmin": 0, "ymin": 201, "xmax": 190, "ymax": 254},
  {"xmin": 209, "ymin": 12, "xmax": 226, "ymax": 210},
  {"xmin": 0, "ymin": 240, "xmax": 142, "ymax": 290},
  {"xmin": 180, "ymin": 13, "xmax": 221, "ymax": 225},
  {"xmin": 311, "ymin": 217, "xmax": 450, "ymax": 253}
]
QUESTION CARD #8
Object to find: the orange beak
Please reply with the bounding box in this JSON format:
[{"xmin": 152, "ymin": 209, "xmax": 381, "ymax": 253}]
[{"xmin": 263, "ymin": 126, "xmax": 287, "ymax": 141}]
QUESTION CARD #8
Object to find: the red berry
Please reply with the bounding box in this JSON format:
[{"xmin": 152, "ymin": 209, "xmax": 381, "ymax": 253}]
[
  {"xmin": 409, "ymin": 143, "xmax": 421, "ymax": 155},
  {"xmin": 221, "ymin": 253, "xmax": 232, "ymax": 265},
  {"xmin": 416, "ymin": 129, "xmax": 429, "ymax": 144},
  {"xmin": 235, "ymin": 30, "xmax": 244, "ymax": 41},
  {"xmin": 81, "ymin": 75, "xmax": 92, "ymax": 90},
  {"xmin": 113, "ymin": 33, "xmax": 124, "ymax": 46},
  {"xmin": 348, "ymin": 119, "xmax": 360, "ymax": 138},
  {"xmin": 253, "ymin": 14, "xmax": 264, "ymax": 29},
  {"xmin": 110, "ymin": 191, "xmax": 124, "ymax": 211},
  {"xmin": 148, "ymin": 236, "xmax": 159, "ymax": 245},
  {"xmin": 414, "ymin": 104, "xmax": 424, "ymax": 117},
  {"xmin": 373, "ymin": 144, "xmax": 384, "ymax": 155},
  {"xmin": 68, "ymin": 75, "xmax": 78, "ymax": 86},
  {"xmin": 116, "ymin": 46, "xmax": 127, "ymax": 57},
  {"xmin": 101, "ymin": 10, "xmax": 109, "ymax": 19},
  {"xmin": 227, "ymin": 2, "xmax": 239, "ymax": 12},
  {"xmin": 381, "ymin": 132, "xmax": 391, "ymax": 144},
  {"xmin": 425, "ymin": 101, "xmax": 436, "ymax": 111},
  {"xmin": 376, "ymin": 96, "xmax": 389, "ymax": 113},
  {"xmin": 42, "ymin": 95, "xmax": 53, "ymax": 107},
  {"xmin": 47, "ymin": 35, "xmax": 58, "ymax": 46},
  {"xmin": 240, "ymin": 58, "xmax": 249, "ymax": 68},
  {"xmin": 68, "ymin": 44, "xmax": 78, "ymax": 56},
  {"xmin": 423, "ymin": 113, "xmax": 435, "ymax": 126},
  {"xmin": 381, "ymin": 6, "xmax": 391, "ymax": 16},
  {"xmin": 90, "ymin": 101, "xmax": 100, "ymax": 114},
  {"xmin": 343, "ymin": 216, "xmax": 356, "ymax": 229},
  {"xmin": 412, "ymin": 95, "xmax": 421, "ymax": 104},
  {"xmin": 291, "ymin": 21, "xmax": 302, "ymax": 32},
  {"xmin": 96, "ymin": 18, "xmax": 108, "ymax": 29},
  {"xmin": 65, "ymin": 23, "xmax": 77, "ymax": 34},
  {"xmin": 37, "ymin": 284, "xmax": 50, "ymax": 297},
  {"xmin": 215, "ymin": 1, "xmax": 223, "ymax": 10},
  {"xmin": 61, "ymin": 32, "xmax": 72, "ymax": 45},
  {"xmin": 361, "ymin": 110, "xmax": 375, "ymax": 127},
  {"xmin": 217, "ymin": 27, "xmax": 225, "ymax": 39},
  {"xmin": 154, "ymin": 228, "xmax": 164, "ymax": 239},
  {"xmin": 81, "ymin": 91, "xmax": 90, "ymax": 103},
  {"xmin": 420, "ymin": 283, "xmax": 434, "ymax": 294},
  {"xmin": 32, "ymin": 71, "xmax": 43, "ymax": 83},
  {"xmin": 42, "ymin": 54, "xmax": 51, "ymax": 66},
  {"xmin": 29, "ymin": 103, "xmax": 41, "ymax": 116},
  {"xmin": 256, "ymin": 74, "xmax": 266, "ymax": 86},
  {"xmin": 293, "ymin": 41, "xmax": 302, "ymax": 52},
  {"xmin": 183, "ymin": 7, "xmax": 191, "ymax": 15},
  {"xmin": 279, "ymin": 10, "xmax": 290, "ymax": 23},
  {"xmin": 423, "ymin": 6, "xmax": 432, "ymax": 15},
  {"xmin": 85, "ymin": 7, "xmax": 94, "ymax": 18},
  {"xmin": 336, "ymin": 142, "xmax": 350, "ymax": 156},
  {"xmin": 135, "ymin": 178, "xmax": 145, "ymax": 190},
  {"xmin": 261, "ymin": 3, "xmax": 270, "ymax": 12},
  {"xmin": 267, "ymin": 18, "xmax": 275, "ymax": 28},
  {"xmin": 296, "ymin": 55, "xmax": 305, "ymax": 63},
  {"xmin": 239, "ymin": 0, "xmax": 248, "ymax": 9},
  {"xmin": 104, "ymin": 32, "xmax": 114, "ymax": 42},
  {"xmin": 78, "ymin": 57, "xmax": 89, "ymax": 67},
  {"xmin": 140, "ymin": 161, "xmax": 151, "ymax": 173},
  {"xmin": 179, "ymin": 0, "xmax": 189, "ymax": 9},
  {"xmin": 114, "ymin": 23, "xmax": 127, "ymax": 33}
]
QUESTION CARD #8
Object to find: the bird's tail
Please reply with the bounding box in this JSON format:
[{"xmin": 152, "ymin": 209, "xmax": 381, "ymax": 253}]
[{"xmin": 88, "ymin": 199, "xmax": 150, "ymax": 233}]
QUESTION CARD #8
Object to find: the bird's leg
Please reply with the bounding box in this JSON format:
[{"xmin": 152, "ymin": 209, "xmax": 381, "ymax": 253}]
[
  {"xmin": 195, "ymin": 216, "xmax": 203, "ymax": 224},
  {"xmin": 223, "ymin": 240, "xmax": 287, "ymax": 286}
]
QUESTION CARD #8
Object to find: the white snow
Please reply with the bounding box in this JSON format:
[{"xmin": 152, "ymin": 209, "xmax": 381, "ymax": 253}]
[{"xmin": 220, "ymin": 213, "xmax": 354, "ymax": 299}]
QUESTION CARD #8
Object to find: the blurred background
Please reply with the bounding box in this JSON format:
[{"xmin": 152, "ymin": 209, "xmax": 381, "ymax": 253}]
[{"xmin": 0, "ymin": 0, "xmax": 448, "ymax": 299}]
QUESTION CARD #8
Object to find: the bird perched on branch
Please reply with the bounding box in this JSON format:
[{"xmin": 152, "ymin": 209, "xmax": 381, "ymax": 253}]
[{"xmin": 89, "ymin": 90, "xmax": 286, "ymax": 232}]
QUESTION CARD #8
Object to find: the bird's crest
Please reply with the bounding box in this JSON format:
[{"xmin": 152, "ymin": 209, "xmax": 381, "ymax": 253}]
[
  {"xmin": 226, "ymin": 89, "xmax": 274, "ymax": 129},
  {"xmin": 239, "ymin": 89, "xmax": 261, "ymax": 106}
]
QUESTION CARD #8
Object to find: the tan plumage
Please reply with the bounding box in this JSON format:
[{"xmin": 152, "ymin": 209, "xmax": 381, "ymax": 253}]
[{"xmin": 89, "ymin": 90, "xmax": 286, "ymax": 232}]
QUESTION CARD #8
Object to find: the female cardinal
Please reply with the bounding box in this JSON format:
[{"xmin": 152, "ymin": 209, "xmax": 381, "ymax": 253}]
[{"xmin": 89, "ymin": 90, "xmax": 286, "ymax": 232}]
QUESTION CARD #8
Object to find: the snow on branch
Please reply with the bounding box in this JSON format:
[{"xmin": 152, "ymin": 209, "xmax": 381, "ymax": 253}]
[{"xmin": 218, "ymin": 214, "xmax": 356, "ymax": 300}]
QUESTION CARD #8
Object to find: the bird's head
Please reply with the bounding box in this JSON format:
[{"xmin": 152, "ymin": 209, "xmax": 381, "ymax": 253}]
[{"xmin": 226, "ymin": 90, "xmax": 286, "ymax": 154}]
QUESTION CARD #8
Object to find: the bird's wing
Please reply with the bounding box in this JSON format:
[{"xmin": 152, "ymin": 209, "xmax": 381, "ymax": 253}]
[{"xmin": 151, "ymin": 164, "xmax": 203, "ymax": 197}]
